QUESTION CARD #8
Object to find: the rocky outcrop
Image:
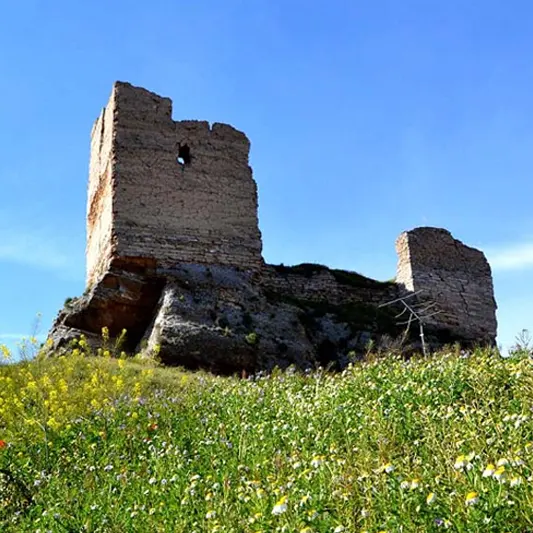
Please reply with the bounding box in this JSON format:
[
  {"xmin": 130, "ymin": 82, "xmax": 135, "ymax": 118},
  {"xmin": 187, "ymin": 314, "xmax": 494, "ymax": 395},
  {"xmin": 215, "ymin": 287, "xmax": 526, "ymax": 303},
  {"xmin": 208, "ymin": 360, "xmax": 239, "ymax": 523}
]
[
  {"xmin": 49, "ymin": 263, "xmax": 410, "ymax": 373},
  {"xmin": 49, "ymin": 269, "xmax": 164, "ymax": 351}
]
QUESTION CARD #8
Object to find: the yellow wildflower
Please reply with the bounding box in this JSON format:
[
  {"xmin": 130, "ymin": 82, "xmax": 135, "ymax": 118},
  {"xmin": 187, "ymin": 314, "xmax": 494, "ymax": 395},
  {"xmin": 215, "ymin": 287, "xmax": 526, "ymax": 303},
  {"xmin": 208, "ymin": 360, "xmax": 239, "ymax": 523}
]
[
  {"xmin": 482, "ymin": 463, "xmax": 495, "ymax": 477},
  {"xmin": 465, "ymin": 491, "xmax": 478, "ymax": 506}
]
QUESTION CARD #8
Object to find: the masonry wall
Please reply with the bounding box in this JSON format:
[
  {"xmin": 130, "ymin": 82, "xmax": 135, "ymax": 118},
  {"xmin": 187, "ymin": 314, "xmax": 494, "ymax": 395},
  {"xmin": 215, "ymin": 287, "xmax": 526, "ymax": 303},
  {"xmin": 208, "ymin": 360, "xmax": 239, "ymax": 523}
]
[
  {"xmin": 86, "ymin": 94, "xmax": 116, "ymax": 287},
  {"xmin": 260, "ymin": 265, "xmax": 399, "ymax": 306},
  {"xmin": 86, "ymin": 81, "xmax": 263, "ymax": 287},
  {"xmin": 395, "ymin": 227, "xmax": 497, "ymax": 343}
]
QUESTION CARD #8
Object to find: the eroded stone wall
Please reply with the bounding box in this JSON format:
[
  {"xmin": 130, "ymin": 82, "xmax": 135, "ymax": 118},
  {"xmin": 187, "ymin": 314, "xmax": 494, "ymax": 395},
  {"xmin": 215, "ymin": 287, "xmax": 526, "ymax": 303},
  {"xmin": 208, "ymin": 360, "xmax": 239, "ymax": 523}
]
[
  {"xmin": 86, "ymin": 95, "xmax": 116, "ymax": 287},
  {"xmin": 395, "ymin": 227, "xmax": 497, "ymax": 343},
  {"xmin": 86, "ymin": 81, "xmax": 263, "ymax": 287},
  {"xmin": 260, "ymin": 266, "xmax": 398, "ymax": 306}
]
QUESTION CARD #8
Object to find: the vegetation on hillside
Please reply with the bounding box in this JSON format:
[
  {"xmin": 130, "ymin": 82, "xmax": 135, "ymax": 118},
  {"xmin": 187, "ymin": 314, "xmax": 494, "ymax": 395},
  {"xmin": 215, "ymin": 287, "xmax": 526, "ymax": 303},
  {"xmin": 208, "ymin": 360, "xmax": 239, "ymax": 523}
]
[
  {"xmin": 271, "ymin": 263, "xmax": 395, "ymax": 288},
  {"xmin": 1, "ymin": 336, "xmax": 533, "ymax": 532}
]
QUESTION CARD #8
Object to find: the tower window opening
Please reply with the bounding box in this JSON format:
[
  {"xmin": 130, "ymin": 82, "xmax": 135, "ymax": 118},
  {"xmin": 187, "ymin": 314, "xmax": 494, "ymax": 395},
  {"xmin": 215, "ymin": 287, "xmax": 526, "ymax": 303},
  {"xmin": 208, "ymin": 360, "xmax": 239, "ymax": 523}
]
[{"xmin": 177, "ymin": 143, "xmax": 191, "ymax": 166}]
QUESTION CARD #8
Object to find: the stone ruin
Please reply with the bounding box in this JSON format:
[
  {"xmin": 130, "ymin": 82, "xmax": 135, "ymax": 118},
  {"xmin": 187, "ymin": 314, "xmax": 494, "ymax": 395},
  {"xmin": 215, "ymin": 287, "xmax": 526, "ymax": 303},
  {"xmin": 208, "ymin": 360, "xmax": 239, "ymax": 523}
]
[
  {"xmin": 87, "ymin": 83, "xmax": 262, "ymax": 288},
  {"xmin": 395, "ymin": 228, "xmax": 497, "ymax": 343},
  {"xmin": 48, "ymin": 82, "xmax": 498, "ymax": 373}
]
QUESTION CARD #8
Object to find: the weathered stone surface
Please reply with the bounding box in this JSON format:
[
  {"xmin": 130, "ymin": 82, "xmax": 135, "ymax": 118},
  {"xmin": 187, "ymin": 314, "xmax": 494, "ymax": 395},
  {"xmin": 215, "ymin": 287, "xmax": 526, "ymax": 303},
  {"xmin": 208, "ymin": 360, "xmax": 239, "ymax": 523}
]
[
  {"xmin": 47, "ymin": 82, "xmax": 499, "ymax": 371},
  {"xmin": 395, "ymin": 227, "xmax": 497, "ymax": 344},
  {"xmin": 49, "ymin": 263, "xmax": 407, "ymax": 372},
  {"xmin": 49, "ymin": 270, "xmax": 164, "ymax": 352},
  {"xmin": 87, "ymin": 82, "xmax": 262, "ymax": 288},
  {"xmin": 141, "ymin": 264, "xmax": 317, "ymax": 373},
  {"xmin": 260, "ymin": 264, "xmax": 398, "ymax": 306}
]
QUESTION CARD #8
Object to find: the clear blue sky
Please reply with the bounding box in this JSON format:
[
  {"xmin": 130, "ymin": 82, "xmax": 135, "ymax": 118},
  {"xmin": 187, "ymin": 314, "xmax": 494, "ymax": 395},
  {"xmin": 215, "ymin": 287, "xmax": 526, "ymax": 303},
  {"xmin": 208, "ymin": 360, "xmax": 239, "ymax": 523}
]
[{"xmin": 1, "ymin": 0, "xmax": 533, "ymax": 355}]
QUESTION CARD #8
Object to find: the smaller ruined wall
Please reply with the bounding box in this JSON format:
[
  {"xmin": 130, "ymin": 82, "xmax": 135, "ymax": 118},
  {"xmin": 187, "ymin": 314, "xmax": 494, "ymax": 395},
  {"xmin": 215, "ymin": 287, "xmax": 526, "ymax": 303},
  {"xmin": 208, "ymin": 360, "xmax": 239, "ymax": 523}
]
[
  {"xmin": 261, "ymin": 264, "xmax": 399, "ymax": 306},
  {"xmin": 395, "ymin": 227, "xmax": 497, "ymax": 343}
]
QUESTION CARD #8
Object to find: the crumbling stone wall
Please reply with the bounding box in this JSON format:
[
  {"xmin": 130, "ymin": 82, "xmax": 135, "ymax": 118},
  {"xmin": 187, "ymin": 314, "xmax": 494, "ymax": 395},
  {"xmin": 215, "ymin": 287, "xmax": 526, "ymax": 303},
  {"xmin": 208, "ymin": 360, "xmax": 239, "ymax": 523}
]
[
  {"xmin": 395, "ymin": 227, "xmax": 497, "ymax": 343},
  {"xmin": 86, "ymin": 97, "xmax": 116, "ymax": 287},
  {"xmin": 260, "ymin": 265, "xmax": 398, "ymax": 306},
  {"xmin": 86, "ymin": 82, "xmax": 263, "ymax": 287}
]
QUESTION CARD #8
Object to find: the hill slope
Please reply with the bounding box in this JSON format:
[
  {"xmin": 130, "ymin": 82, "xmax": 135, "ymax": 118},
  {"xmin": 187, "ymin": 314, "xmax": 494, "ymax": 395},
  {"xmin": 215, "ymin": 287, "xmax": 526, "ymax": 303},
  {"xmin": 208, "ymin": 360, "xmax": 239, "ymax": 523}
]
[{"xmin": 1, "ymin": 344, "xmax": 533, "ymax": 532}]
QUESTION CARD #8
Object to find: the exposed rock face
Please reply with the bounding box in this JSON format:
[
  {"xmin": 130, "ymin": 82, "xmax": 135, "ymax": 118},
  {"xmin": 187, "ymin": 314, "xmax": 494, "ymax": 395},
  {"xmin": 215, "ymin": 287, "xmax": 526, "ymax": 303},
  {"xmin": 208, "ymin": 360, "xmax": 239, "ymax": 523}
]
[
  {"xmin": 49, "ymin": 263, "xmax": 406, "ymax": 373},
  {"xmin": 47, "ymin": 82, "xmax": 498, "ymax": 371},
  {"xmin": 51, "ymin": 269, "xmax": 164, "ymax": 350},
  {"xmin": 141, "ymin": 265, "xmax": 317, "ymax": 373}
]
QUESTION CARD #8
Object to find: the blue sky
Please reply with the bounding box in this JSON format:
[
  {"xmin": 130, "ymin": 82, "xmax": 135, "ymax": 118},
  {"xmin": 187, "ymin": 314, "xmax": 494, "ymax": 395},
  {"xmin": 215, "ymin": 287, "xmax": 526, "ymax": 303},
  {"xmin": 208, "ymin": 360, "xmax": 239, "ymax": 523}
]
[{"xmin": 1, "ymin": 0, "xmax": 533, "ymax": 355}]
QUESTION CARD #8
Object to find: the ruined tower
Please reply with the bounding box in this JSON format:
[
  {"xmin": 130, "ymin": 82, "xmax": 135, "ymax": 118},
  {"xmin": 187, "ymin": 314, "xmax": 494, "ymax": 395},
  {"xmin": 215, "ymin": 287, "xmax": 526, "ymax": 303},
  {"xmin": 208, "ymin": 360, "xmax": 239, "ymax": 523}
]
[
  {"xmin": 395, "ymin": 227, "xmax": 497, "ymax": 344},
  {"xmin": 86, "ymin": 82, "xmax": 263, "ymax": 288}
]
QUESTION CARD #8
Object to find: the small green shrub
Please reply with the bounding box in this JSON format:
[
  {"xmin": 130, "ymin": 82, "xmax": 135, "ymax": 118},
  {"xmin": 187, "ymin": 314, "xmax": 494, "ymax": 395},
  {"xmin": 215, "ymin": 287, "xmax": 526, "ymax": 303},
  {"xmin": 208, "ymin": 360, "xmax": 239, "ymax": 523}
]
[{"xmin": 245, "ymin": 332, "xmax": 258, "ymax": 345}]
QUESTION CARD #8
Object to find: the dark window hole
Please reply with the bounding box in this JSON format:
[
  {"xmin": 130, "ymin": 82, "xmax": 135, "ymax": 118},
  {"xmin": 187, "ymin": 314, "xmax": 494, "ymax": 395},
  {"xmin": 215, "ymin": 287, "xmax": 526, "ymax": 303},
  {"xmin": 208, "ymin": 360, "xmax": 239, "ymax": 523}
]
[{"xmin": 177, "ymin": 143, "xmax": 191, "ymax": 166}]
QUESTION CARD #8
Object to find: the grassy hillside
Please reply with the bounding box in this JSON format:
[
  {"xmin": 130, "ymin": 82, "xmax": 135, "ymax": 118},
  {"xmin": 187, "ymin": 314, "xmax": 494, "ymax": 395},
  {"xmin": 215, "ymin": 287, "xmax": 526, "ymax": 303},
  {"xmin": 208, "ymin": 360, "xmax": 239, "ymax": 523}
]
[{"xmin": 1, "ymin": 340, "xmax": 533, "ymax": 532}]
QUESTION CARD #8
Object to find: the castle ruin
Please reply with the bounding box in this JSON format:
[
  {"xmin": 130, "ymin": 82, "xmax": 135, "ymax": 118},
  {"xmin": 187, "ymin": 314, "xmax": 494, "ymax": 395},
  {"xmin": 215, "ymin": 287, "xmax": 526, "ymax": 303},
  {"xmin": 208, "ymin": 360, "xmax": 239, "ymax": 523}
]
[
  {"xmin": 87, "ymin": 82, "xmax": 262, "ymax": 288},
  {"xmin": 49, "ymin": 82, "xmax": 498, "ymax": 372}
]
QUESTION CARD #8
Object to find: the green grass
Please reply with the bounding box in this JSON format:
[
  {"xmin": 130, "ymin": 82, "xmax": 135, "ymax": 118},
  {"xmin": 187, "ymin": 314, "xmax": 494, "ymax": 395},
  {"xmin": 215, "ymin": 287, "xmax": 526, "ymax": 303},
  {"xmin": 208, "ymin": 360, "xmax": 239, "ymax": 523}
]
[{"xmin": 2, "ymin": 342, "xmax": 533, "ymax": 532}]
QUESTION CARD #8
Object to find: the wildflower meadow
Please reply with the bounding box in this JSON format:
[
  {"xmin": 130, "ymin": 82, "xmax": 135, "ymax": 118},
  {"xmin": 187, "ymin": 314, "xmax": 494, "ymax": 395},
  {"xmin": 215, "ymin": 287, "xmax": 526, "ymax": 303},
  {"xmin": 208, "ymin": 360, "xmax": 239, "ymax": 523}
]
[{"xmin": 1, "ymin": 337, "xmax": 533, "ymax": 532}]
